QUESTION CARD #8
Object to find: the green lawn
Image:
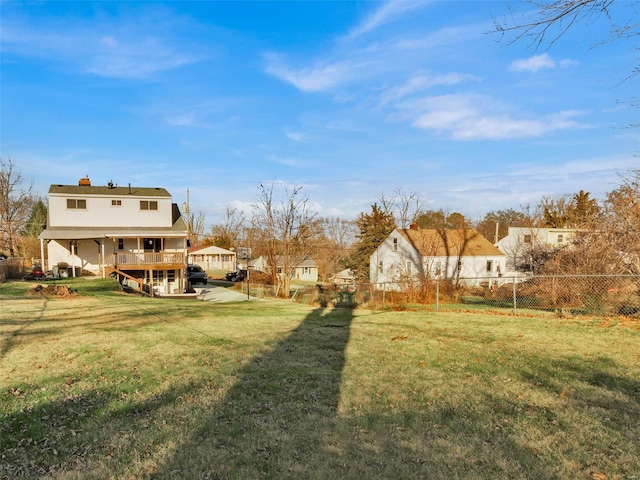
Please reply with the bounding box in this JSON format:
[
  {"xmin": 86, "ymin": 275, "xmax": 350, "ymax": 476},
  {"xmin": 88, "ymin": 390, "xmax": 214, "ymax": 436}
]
[{"xmin": 1, "ymin": 278, "xmax": 638, "ymax": 479}]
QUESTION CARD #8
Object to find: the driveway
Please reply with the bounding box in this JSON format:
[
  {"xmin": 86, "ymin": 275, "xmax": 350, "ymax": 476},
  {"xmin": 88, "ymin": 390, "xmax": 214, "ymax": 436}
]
[{"xmin": 195, "ymin": 285, "xmax": 253, "ymax": 303}]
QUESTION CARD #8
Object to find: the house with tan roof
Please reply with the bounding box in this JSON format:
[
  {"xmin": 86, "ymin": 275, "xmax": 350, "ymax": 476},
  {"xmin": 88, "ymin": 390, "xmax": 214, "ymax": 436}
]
[
  {"xmin": 370, "ymin": 225, "xmax": 506, "ymax": 287},
  {"xmin": 38, "ymin": 176, "xmax": 188, "ymax": 295},
  {"xmin": 188, "ymin": 245, "xmax": 236, "ymax": 272}
]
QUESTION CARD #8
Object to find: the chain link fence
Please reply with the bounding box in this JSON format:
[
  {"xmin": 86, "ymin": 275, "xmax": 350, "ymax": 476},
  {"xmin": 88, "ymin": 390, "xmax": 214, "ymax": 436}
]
[{"xmin": 280, "ymin": 275, "xmax": 640, "ymax": 317}]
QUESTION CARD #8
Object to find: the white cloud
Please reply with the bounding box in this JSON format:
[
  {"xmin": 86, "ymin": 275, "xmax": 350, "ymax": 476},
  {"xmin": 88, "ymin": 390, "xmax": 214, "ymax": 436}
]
[
  {"xmin": 347, "ymin": 0, "xmax": 431, "ymax": 39},
  {"xmin": 380, "ymin": 72, "xmax": 479, "ymax": 105},
  {"xmin": 404, "ymin": 94, "xmax": 585, "ymax": 140},
  {"xmin": 509, "ymin": 53, "xmax": 557, "ymax": 73},
  {"xmin": 264, "ymin": 54, "xmax": 360, "ymax": 92},
  {"xmin": 285, "ymin": 129, "xmax": 307, "ymax": 142},
  {"xmin": 87, "ymin": 37, "xmax": 197, "ymax": 79},
  {"xmin": 2, "ymin": 9, "xmax": 202, "ymax": 79}
]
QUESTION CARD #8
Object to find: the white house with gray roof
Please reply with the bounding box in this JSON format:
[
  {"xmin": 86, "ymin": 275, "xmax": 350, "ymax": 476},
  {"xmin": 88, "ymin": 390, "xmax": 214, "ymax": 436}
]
[{"xmin": 38, "ymin": 176, "xmax": 188, "ymax": 295}]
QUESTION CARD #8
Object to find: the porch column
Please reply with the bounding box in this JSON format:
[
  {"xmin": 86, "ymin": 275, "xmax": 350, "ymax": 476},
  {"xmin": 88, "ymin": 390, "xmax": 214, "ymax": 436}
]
[
  {"xmin": 40, "ymin": 238, "xmax": 46, "ymax": 271},
  {"xmin": 71, "ymin": 242, "xmax": 76, "ymax": 277},
  {"xmin": 101, "ymin": 240, "xmax": 106, "ymax": 278}
]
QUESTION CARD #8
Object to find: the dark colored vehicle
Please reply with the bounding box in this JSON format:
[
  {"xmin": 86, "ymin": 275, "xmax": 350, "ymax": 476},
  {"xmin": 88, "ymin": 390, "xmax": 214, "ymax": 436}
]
[
  {"xmin": 225, "ymin": 269, "xmax": 247, "ymax": 282},
  {"xmin": 187, "ymin": 265, "xmax": 208, "ymax": 285}
]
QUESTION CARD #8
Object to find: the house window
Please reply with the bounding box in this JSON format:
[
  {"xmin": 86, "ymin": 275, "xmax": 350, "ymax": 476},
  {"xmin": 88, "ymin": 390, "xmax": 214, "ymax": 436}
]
[
  {"xmin": 486, "ymin": 260, "xmax": 493, "ymax": 273},
  {"xmin": 117, "ymin": 238, "xmax": 124, "ymax": 250},
  {"xmin": 111, "ymin": 199, "xmax": 122, "ymax": 206},
  {"xmin": 140, "ymin": 200, "xmax": 158, "ymax": 211},
  {"xmin": 378, "ymin": 261, "xmax": 383, "ymax": 274},
  {"xmin": 67, "ymin": 198, "xmax": 86, "ymax": 209},
  {"xmin": 303, "ymin": 267, "xmax": 309, "ymax": 274},
  {"xmin": 457, "ymin": 260, "xmax": 462, "ymax": 271},
  {"xmin": 558, "ymin": 234, "xmax": 564, "ymax": 243},
  {"xmin": 393, "ymin": 238, "xmax": 398, "ymax": 251},
  {"xmin": 434, "ymin": 261, "xmax": 442, "ymax": 276},
  {"xmin": 523, "ymin": 234, "xmax": 532, "ymax": 243},
  {"xmin": 152, "ymin": 270, "xmax": 164, "ymax": 287}
]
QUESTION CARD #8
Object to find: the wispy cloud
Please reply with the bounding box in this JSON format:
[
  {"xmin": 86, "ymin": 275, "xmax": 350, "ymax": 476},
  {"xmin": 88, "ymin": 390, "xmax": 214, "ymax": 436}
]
[
  {"xmin": 87, "ymin": 36, "xmax": 198, "ymax": 79},
  {"xmin": 379, "ymin": 72, "xmax": 479, "ymax": 105},
  {"xmin": 346, "ymin": 0, "xmax": 431, "ymax": 39},
  {"xmin": 1, "ymin": 8, "xmax": 202, "ymax": 79},
  {"xmin": 264, "ymin": 54, "xmax": 362, "ymax": 92},
  {"xmin": 403, "ymin": 94, "xmax": 586, "ymax": 140},
  {"xmin": 285, "ymin": 129, "xmax": 308, "ymax": 142}
]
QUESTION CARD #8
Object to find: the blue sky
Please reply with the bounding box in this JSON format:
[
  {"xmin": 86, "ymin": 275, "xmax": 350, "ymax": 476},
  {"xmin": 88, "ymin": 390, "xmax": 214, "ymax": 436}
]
[{"xmin": 1, "ymin": 1, "xmax": 638, "ymax": 227}]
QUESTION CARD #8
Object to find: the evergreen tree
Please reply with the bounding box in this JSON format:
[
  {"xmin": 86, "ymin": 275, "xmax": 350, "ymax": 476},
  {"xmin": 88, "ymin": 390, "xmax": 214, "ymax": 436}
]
[{"xmin": 346, "ymin": 203, "xmax": 395, "ymax": 282}]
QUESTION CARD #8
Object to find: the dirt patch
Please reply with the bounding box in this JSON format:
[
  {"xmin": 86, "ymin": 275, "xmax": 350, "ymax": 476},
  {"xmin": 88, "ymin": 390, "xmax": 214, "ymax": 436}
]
[{"xmin": 26, "ymin": 284, "xmax": 78, "ymax": 297}]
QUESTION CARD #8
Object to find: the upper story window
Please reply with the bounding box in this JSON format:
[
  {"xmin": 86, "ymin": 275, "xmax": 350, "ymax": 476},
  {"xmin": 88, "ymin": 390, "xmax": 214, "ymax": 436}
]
[
  {"xmin": 523, "ymin": 234, "xmax": 532, "ymax": 243},
  {"xmin": 140, "ymin": 200, "xmax": 158, "ymax": 211},
  {"xmin": 393, "ymin": 238, "xmax": 398, "ymax": 251},
  {"xmin": 67, "ymin": 198, "xmax": 86, "ymax": 209},
  {"xmin": 558, "ymin": 234, "xmax": 564, "ymax": 243},
  {"xmin": 486, "ymin": 260, "xmax": 493, "ymax": 272},
  {"xmin": 111, "ymin": 199, "xmax": 122, "ymax": 207}
]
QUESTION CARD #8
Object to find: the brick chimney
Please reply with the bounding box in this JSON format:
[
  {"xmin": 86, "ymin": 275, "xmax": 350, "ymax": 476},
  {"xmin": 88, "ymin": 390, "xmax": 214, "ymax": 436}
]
[
  {"xmin": 410, "ymin": 223, "xmax": 419, "ymax": 231},
  {"xmin": 78, "ymin": 175, "xmax": 91, "ymax": 186}
]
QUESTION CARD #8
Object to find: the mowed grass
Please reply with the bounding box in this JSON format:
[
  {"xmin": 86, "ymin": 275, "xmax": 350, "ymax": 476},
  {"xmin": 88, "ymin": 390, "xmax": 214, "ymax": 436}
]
[{"xmin": 1, "ymin": 279, "xmax": 639, "ymax": 479}]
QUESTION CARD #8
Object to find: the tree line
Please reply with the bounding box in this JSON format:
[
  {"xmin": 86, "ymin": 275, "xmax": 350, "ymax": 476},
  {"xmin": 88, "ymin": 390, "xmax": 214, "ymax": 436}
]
[{"xmin": 3, "ymin": 157, "xmax": 640, "ymax": 286}]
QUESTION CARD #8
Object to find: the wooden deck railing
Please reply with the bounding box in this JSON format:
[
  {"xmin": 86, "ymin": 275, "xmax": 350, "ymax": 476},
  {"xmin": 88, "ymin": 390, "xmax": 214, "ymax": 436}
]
[{"xmin": 105, "ymin": 252, "xmax": 186, "ymax": 268}]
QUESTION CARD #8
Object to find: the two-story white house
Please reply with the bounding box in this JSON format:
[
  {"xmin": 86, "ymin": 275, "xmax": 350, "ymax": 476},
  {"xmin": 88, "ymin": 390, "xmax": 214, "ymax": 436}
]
[
  {"xmin": 38, "ymin": 177, "xmax": 189, "ymax": 295},
  {"xmin": 370, "ymin": 226, "xmax": 506, "ymax": 288},
  {"xmin": 495, "ymin": 226, "xmax": 581, "ymax": 272}
]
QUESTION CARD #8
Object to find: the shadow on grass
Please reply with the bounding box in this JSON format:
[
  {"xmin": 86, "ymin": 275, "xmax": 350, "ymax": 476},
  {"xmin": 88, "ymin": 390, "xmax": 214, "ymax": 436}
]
[{"xmin": 152, "ymin": 305, "xmax": 354, "ymax": 478}]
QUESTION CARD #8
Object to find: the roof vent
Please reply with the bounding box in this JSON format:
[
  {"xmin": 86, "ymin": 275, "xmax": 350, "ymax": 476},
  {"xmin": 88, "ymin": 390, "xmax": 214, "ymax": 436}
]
[{"xmin": 78, "ymin": 175, "xmax": 91, "ymax": 186}]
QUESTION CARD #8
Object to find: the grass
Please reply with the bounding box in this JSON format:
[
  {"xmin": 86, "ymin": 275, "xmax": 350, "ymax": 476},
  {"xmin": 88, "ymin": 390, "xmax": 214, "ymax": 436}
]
[{"xmin": 1, "ymin": 278, "xmax": 639, "ymax": 479}]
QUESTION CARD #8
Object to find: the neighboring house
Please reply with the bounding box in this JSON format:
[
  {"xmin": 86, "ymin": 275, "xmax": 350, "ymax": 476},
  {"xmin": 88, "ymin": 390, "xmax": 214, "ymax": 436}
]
[
  {"xmin": 188, "ymin": 245, "xmax": 236, "ymax": 272},
  {"xmin": 495, "ymin": 226, "xmax": 581, "ymax": 271},
  {"xmin": 38, "ymin": 177, "xmax": 188, "ymax": 295},
  {"xmin": 330, "ymin": 268, "xmax": 356, "ymax": 285},
  {"xmin": 252, "ymin": 255, "xmax": 319, "ymax": 282},
  {"xmin": 370, "ymin": 226, "xmax": 506, "ymax": 287}
]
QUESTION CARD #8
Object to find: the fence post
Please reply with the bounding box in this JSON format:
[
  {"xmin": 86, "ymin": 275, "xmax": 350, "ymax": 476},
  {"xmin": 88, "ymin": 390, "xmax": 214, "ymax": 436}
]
[
  {"xmin": 512, "ymin": 277, "xmax": 517, "ymax": 314},
  {"xmin": 436, "ymin": 279, "xmax": 439, "ymax": 312},
  {"xmin": 382, "ymin": 282, "xmax": 386, "ymax": 308}
]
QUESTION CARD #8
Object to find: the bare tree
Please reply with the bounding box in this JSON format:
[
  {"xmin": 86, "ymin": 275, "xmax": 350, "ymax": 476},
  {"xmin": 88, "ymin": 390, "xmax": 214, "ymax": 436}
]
[
  {"xmin": 186, "ymin": 210, "xmax": 207, "ymax": 246},
  {"xmin": 252, "ymin": 181, "xmax": 318, "ymax": 296},
  {"xmin": 495, "ymin": 0, "xmax": 639, "ymax": 124},
  {"xmin": 210, "ymin": 205, "xmax": 247, "ymax": 250},
  {"xmin": 380, "ymin": 188, "xmax": 424, "ymax": 228},
  {"xmin": 315, "ymin": 217, "xmax": 357, "ymax": 280},
  {"xmin": 0, "ymin": 158, "xmax": 35, "ymax": 257}
]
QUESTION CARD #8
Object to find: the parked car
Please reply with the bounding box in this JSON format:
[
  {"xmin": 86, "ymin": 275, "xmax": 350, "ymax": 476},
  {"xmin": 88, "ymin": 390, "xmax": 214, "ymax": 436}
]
[
  {"xmin": 187, "ymin": 265, "xmax": 208, "ymax": 285},
  {"xmin": 225, "ymin": 269, "xmax": 247, "ymax": 282}
]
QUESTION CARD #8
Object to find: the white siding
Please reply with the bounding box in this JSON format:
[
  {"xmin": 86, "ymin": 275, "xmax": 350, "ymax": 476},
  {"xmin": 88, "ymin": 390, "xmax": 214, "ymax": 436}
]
[{"xmin": 48, "ymin": 194, "xmax": 173, "ymax": 228}]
